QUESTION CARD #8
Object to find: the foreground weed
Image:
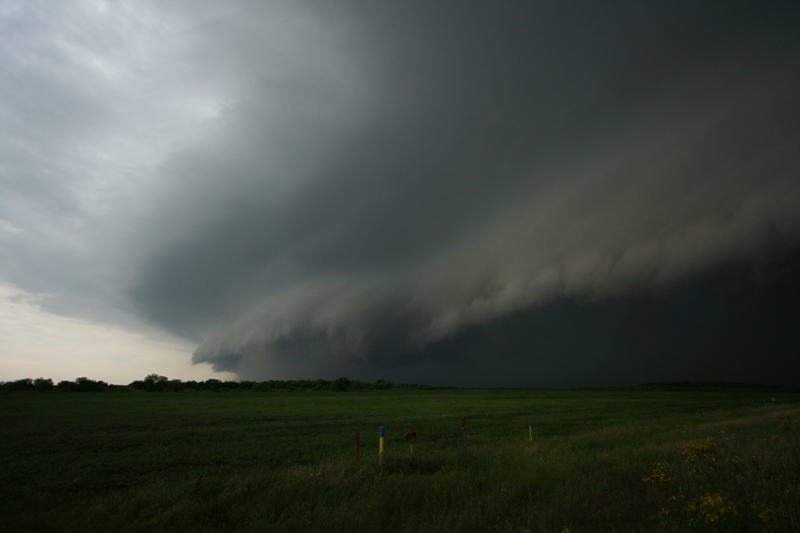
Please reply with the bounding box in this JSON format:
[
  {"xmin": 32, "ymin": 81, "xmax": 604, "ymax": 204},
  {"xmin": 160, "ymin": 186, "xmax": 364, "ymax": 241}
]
[
  {"xmin": 682, "ymin": 437, "xmax": 717, "ymax": 463},
  {"xmin": 685, "ymin": 494, "xmax": 738, "ymax": 526},
  {"xmin": 645, "ymin": 415, "xmax": 800, "ymax": 532},
  {"xmin": 642, "ymin": 461, "xmax": 674, "ymax": 484}
]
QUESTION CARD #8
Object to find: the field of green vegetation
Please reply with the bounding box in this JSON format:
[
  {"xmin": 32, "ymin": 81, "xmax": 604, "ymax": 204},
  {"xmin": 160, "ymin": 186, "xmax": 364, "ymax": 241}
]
[{"xmin": 2, "ymin": 386, "xmax": 799, "ymax": 532}]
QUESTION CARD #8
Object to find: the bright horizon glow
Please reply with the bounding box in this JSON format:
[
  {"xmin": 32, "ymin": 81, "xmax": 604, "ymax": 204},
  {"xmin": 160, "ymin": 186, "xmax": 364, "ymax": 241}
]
[{"xmin": 0, "ymin": 282, "xmax": 234, "ymax": 384}]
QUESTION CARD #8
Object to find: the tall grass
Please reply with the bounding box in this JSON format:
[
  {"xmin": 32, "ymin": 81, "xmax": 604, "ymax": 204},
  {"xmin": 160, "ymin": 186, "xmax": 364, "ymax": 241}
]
[{"xmin": 2, "ymin": 389, "xmax": 798, "ymax": 531}]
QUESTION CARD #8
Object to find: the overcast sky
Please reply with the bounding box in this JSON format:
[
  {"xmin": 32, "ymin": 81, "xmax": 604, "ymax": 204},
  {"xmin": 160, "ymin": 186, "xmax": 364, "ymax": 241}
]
[{"xmin": 2, "ymin": 1, "xmax": 799, "ymax": 387}]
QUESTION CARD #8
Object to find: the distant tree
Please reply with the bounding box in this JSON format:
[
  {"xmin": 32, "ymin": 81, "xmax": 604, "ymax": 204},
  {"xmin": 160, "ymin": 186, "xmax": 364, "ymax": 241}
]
[
  {"xmin": 333, "ymin": 377, "xmax": 352, "ymax": 392},
  {"xmin": 374, "ymin": 379, "xmax": 393, "ymax": 390},
  {"xmin": 75, "ymin": 377, "xmax": 107, "ymax": 392},
  {"xmin": 143, "ymin": 374, "xmax": 169, "ymax": 392},
  {"xmin": 4, "ymin": 378, "xmax": 34, "ymax": 391},
  {"xmin": 34, "ymin": 378, "xmax": 54, "ymax": 392},
  {"xmin": 56, "ymin": 380, "xmax": 76, "ymax": 392},
  {"xmin": 203, "ymin": 378, "xmax": 222, "ymax": 391},
  {"xmin": 164, "ymin": 379, "xmax": 183, "ymax": 392}
]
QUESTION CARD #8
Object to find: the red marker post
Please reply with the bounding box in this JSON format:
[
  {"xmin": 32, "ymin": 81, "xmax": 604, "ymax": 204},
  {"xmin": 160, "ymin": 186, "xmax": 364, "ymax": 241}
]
[
  {"xmin": 379, "ymin": 426, "xmax": 385, "ymax": 465},
  {"xmin": 406, "ymin": 430, "xmax": 416, "ymax": 460}
]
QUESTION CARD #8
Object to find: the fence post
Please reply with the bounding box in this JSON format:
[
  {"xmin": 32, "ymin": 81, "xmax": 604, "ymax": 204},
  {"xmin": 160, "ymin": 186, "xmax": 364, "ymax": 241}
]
[{"xmin": 379, "ymin": 426, "xmax": 385, "ymax": 464}]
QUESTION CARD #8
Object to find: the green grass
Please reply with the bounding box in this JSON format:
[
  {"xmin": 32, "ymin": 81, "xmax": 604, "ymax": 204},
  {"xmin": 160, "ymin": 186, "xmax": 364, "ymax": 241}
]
[{"xmin": 2, "ymin": 388, "xmax": 799, "ymax": 532}]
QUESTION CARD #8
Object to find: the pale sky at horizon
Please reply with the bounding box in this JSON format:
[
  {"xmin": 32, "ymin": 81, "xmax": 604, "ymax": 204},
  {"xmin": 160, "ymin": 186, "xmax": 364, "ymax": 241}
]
[{"xmin": 1, "ymin": 282, "xmax": 234, "ymax": 383}]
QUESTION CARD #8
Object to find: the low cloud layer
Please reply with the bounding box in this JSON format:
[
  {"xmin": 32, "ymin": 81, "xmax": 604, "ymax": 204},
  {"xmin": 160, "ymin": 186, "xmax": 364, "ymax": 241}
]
[{"xmin": 3, "ymin": 2, "xmax": 800, "ymax": 385}]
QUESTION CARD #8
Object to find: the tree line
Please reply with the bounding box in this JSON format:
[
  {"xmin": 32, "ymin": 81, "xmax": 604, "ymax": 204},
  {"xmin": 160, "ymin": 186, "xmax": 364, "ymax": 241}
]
[
  {"xmin": 0, "ymin": 377, "xmax": 115, "ymax": 392},
  {"xmin": 0, "ymin": 375, "xmax": 436, "ymax": 393}
]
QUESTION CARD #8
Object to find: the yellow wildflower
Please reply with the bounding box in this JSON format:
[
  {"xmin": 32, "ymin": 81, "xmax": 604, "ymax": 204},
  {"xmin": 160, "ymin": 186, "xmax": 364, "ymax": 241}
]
[{"xmin": 758, "ymin": 507, "xmax": 777, "ymax": 523}]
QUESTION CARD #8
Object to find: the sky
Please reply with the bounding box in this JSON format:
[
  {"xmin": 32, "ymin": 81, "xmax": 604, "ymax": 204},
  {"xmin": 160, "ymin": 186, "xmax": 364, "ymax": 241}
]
[{"xmin": 2, "ymin": 1, "xmax": 799, "ymax": 388}]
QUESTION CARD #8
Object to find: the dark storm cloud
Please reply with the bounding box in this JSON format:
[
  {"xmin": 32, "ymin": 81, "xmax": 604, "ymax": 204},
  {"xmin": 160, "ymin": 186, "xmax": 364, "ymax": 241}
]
[
  {"xmin": 120, "ymin": 1, "xmax": 800, "ymax": 385},
  {"xmin": 4, "ymin": 2, "xmax": 799, "ymax": 386}
]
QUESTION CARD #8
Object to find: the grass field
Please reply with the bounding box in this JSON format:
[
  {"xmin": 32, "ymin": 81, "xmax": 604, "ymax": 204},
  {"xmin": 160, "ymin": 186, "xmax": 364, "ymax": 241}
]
[{"xmin": 2, "ymin": 387, "xmax": 799, "ymax": 532}]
